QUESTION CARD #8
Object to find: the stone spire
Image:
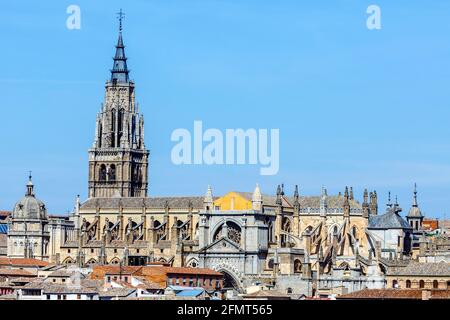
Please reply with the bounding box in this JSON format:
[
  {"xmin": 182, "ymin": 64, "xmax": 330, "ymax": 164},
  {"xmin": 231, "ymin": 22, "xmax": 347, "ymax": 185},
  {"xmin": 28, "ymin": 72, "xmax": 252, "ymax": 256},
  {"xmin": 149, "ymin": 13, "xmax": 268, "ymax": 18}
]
[
  {"xmin": 276, "ymin": 185, "xmax": 282, "ymax": 206},
  {"xmin": 370, "ymin": 190, "xmax": 378, "ymax": 216},
  {"xmin": 111, "ymin": 9, "xmax": 129, "ymax": 83},
  {"xmin": 204, "ymin": 185, "xmax": 214, "ymax": 211},
  {"xmin": 349, "ymin": 187, "xmax": 354, "ymax": 201},
  {"xmin": 362, "ymin": 188, "xmax": 369, "ymax": 218},
  {"xmin": 293, "ymin": 185, "xmax": 300, "ymax": 209},
  {"xmin": 252, "ymin": 184, "xmax": 263, "ymax": 211},
  {"xmin": 320, "ymin": 186, "xmax": 328, "ymax": 217},
  {"xmin": 343, "ymin": 186, "xmax": 350, "ymax": 217}
]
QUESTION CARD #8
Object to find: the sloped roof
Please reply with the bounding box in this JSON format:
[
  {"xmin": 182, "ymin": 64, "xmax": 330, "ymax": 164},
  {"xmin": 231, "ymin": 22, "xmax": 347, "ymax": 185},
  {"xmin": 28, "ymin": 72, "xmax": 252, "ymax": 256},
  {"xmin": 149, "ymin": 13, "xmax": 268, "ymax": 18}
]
[
  {"xmin": 338, "ymin": 289, "xmax": 450, "ymax": 300},
  {"xmin": 80, "ymin": 193, "xmax": 362, "ymax": 210},
  {"xmin": 98, "ymin": 288, "xmax": 136, "ymax": 298},
  {"xmin": 235, "ymin": 192, "xmax": 362, "ymax": 209},
  {"xmin": 0, "ymin": 268, "xmax": 35, "ymax": 277},
  {"xmin": 369, "ymin": 211, "xmax": 411, "ymax": 229},
  {"xmin": 0, "ymin": 257, "xmax": 49, "ymax": 267},
  {"xmin": 23, "ymin": 280, "xmax": 98, "ymax": 294},
  {"xmin": 80, "ymin": 197, "xmax": 205, "ymax": 210},
  {"xmin": 387, "ymin": 261, "xmax": 450, "ymax": 276}
]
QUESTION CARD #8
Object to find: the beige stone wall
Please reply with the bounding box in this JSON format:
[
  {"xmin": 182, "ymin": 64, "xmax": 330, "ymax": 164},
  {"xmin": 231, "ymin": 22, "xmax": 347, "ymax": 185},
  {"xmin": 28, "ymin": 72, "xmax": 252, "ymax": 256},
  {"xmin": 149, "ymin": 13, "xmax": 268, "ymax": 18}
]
[{"xmin": 387, "ymin": 276, "xmax": 450, "ymax": 289}]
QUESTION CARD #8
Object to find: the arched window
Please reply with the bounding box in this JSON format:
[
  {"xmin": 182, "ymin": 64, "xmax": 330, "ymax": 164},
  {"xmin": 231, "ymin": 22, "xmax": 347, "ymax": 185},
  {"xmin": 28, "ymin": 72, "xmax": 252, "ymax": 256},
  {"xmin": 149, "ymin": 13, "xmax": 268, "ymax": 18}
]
[
  {"xmin": 433, "ymin": 280, "xmax": 439, "ymax": 289},
  {"xmin": 294, "ymin": 259, "xmax": 302, "ymax": 274},
  {"xmin": 108, "ymin": 164, "xmax": 116, "ymax": 181},
  {"xmin": 281, "ymin": 218, "xmax": 291, "ymax": 248},
  {"xmin": 268, "ymin": 259, "xmax": 274, "ymax": 270},
  {"xmin": 392, "ymin": 280, "xmax": 398, "ymax": 288},
  {"xmin": 352, "ymin": 226, "xmax": 358, "ymax": 239},
  {"xmin": 268, "ymin": 221, "xmax": 274, "ymax": 243},
  {"xmin": 111, "ymin": 109, "xmax": 116, "ymax": 131},
  {"xmin": 419, "ymin": 280, "xmax": 425, "ymax": 289},
  {"xmin": 406, "ymin": 280, "xmax": 411, "ymax": 288},
  {"xmin": 118, "ymin": 109, "xmax": 124, "ymax": 133},
  {"xmin": 99, "ymin": 164, "xmax": 107, "ymax": 181}
]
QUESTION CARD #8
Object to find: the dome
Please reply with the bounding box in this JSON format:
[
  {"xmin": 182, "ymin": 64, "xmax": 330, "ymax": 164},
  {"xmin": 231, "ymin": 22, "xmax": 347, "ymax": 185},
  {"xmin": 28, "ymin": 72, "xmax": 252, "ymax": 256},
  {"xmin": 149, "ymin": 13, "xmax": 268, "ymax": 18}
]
[{"xmin": 11, "ymin": 176, "xmax": 48, "ymax": 220}]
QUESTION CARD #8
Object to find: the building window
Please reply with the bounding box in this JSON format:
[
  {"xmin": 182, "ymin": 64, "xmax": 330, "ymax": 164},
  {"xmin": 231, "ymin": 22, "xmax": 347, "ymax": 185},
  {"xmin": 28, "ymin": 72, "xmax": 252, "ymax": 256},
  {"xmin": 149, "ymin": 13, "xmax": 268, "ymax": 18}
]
[
  {"xmin": 392, "ymin": 280, "xmax": 398, "ymax": 288},
  {"xmin": 63, "ymin": 295, "xmax": 67, "ymax": 300},
  {"xmin": 46, "ymin": 295, "xmax": 51, "ymax": 300},
  {"xmin": 91, "ymin": 249, "xmax": 94, "ymax": 254},
  {"xmin": 100, "ymin": 164, "xmax": 107, "ymax": 181},
  {"xmin": 433, "ymin": 280, "xmax": 439, "ymax": 289},
  {"xmin": 419, "ymin": 280, "xmax": 425, "ymax": 289},
  {"xmin": 107, "ymin": 276, "xmax": 111, "ymax": 283},
  {"xmin": 406, "ymin": 280, "xmax": 411, "ymax": 288},
  {"xmin": 62, "ymin": 279, "xmax": 66, "ymax": 283},
  {"xmin": 124, "ymin": 277, "xmax": 128, "ymax": 282},
  {"xmin": 68, "ymin": 249, "xmax": 71, "ymax": 253},
  {"xmin": 114, "ymin": 249, "xmax": 118, "ymax": 254},
  {"xmin": 77, "ymin": 294, "xmax": 81, "ymax": 300}
]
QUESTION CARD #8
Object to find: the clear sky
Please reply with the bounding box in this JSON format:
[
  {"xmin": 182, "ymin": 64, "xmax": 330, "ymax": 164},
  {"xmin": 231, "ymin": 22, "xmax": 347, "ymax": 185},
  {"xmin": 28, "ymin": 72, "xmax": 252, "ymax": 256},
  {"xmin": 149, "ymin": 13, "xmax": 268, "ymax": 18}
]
[{"xmin": 1, "ymin": 1, "xmax": 450, "ymax": 219}]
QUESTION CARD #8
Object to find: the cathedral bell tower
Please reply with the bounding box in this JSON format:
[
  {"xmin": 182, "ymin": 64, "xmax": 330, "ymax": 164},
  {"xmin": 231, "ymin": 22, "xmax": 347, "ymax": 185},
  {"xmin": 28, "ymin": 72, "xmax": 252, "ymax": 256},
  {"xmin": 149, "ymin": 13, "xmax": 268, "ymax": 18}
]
[{"xmin": 88, "ymin": 12, "xmax": 149, "ymax": 198}]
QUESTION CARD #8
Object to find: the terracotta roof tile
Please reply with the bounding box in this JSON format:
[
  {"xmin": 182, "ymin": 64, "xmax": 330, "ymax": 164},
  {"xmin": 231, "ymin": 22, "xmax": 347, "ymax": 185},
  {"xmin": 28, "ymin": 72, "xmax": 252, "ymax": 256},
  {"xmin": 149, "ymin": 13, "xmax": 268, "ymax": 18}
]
[
  {"xmin": 0, "ymin": 257, "xmax": 49, "ymax": 267},
  {"xmin": 0, "ymin": 268, "xmax": 35, "ymax": 277},
  {"xmin": 338, "ymin": 289, "xmax": 450, "ymax": 300}
]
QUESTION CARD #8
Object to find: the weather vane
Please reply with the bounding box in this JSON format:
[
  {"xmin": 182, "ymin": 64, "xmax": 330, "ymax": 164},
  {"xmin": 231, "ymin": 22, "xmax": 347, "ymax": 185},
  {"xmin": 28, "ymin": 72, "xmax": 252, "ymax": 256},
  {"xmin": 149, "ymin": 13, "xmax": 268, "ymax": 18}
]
[{"xmin": 117, "ymin": 9, "xmax": 125, "ymax": 32}]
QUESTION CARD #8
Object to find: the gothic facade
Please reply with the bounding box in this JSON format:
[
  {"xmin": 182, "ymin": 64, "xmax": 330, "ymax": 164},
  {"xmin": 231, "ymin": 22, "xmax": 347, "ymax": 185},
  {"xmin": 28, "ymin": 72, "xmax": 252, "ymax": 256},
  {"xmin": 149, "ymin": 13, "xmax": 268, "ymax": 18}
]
[
  {"xmin": 6, "ymin": 20, "xmax": 429, "ymax": 297},
  {"xmin": 88, "ymin": 27, "xmax": 148, "ymax": 198}
]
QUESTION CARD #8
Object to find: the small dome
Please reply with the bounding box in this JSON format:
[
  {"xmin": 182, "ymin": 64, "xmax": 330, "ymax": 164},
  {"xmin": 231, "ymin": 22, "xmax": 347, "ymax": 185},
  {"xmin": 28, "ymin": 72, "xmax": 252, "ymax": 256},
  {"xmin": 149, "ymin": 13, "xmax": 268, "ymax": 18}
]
[{"xmin": 11, "ymin": 176, "xmax": 48, "ymax": 220}]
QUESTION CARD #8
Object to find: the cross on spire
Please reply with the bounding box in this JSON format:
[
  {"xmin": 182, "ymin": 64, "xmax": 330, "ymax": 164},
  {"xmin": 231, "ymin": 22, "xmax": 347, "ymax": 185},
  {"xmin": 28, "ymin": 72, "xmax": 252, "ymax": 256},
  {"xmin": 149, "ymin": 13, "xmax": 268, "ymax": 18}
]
[{"xmin": 117, "ymin": 9, "xmax": 125, "ymax": 32}]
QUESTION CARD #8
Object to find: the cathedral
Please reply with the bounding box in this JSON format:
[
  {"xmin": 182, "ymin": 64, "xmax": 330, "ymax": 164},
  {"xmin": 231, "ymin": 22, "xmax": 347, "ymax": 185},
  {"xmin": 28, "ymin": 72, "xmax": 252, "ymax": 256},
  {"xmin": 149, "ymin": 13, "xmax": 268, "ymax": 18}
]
[{"xmin": 5, "ymin": 19, "xmax": 425, "ymax": 295}]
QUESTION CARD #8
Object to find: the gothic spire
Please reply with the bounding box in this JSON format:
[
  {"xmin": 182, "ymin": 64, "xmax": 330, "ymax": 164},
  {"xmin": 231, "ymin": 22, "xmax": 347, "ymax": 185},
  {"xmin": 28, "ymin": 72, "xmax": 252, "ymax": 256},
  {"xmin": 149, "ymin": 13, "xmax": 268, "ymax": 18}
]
[{"xmin": 111, "ymin": 9, "xmax": 129, "ymax": 83}]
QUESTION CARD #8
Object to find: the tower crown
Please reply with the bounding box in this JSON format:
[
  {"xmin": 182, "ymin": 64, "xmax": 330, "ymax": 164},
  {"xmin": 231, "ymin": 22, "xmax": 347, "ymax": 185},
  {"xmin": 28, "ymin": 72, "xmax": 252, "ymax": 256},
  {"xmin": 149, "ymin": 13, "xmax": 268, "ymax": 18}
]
[
  {"xmin": 88, "ymin": 12, "xmax": 149, "ymax": 198},
  {"xmin": 111, "ymin": 9, "xmax": 129, "ymax": 83}
]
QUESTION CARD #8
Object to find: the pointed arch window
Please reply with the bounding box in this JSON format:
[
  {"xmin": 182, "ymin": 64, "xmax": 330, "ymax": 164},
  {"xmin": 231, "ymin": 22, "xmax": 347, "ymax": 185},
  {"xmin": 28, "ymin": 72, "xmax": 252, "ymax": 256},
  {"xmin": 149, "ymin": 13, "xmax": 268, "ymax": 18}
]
[
  {"xmin": 99, "ymin": 164, "xmax": 107, "ymax": 181},
  {"xmin": 111, "ymin": 109, "xmax": 116, "ymax": 131},
  {"xmin": 118, "ymin": 109, "xmax": 125, "ymax": 133},
  {"xmin": 108, "ymin": 164, "xmax": 116, "ymax": 181}
]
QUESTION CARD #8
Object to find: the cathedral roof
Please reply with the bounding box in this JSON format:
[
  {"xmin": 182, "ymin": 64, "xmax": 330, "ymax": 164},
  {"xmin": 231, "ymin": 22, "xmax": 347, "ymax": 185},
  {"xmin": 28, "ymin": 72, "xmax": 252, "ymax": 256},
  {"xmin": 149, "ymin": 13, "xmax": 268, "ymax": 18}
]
[
  {"xmin": 368, "ymin": 209, "xmax": 411, "ymax": 230},
  {"xmin": 11, "ymin": 176, "xmax": 48, "ymax": 220},
  {"xmin": 235, "ymin": 192, "xmax": 362, "ymax": 209},
  {"xmin": 80, "ymin": 197, "xmax": 206, "ymax": 210},
  {"xmin": 80, "ymin": 193, "xmax": 363, "ymax": 211}
]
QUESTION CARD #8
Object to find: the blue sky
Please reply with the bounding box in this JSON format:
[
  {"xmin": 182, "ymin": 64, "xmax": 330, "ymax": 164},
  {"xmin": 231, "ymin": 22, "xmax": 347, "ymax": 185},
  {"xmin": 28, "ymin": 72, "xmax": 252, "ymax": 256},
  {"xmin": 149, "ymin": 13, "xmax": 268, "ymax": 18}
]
[{"xmin": 1, "ymin": 1, "xmax": 450, "ymax": 219}]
